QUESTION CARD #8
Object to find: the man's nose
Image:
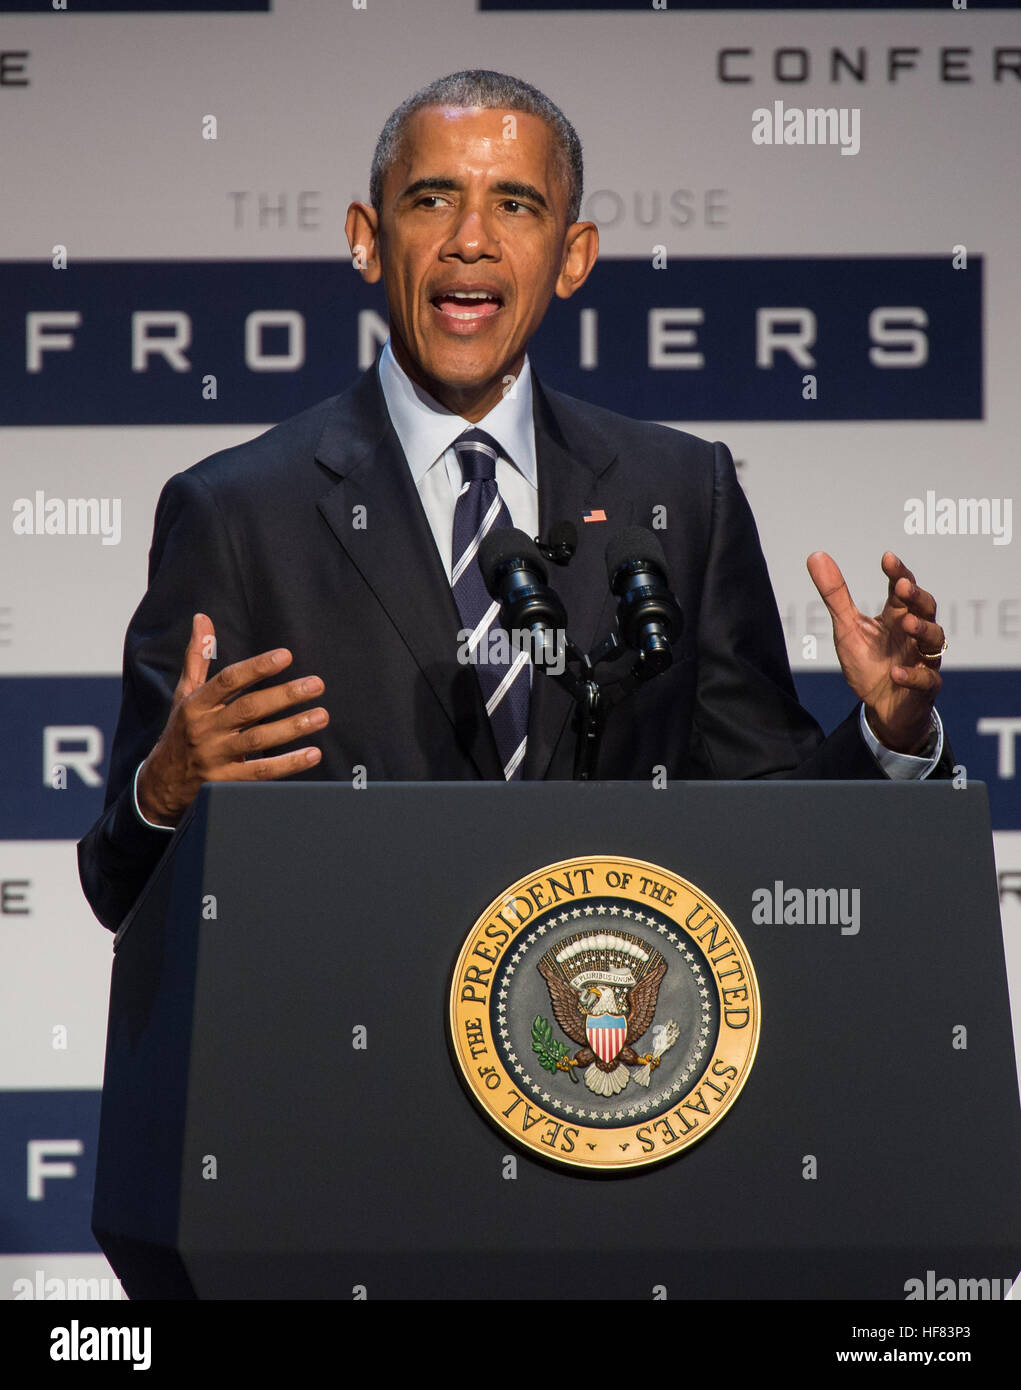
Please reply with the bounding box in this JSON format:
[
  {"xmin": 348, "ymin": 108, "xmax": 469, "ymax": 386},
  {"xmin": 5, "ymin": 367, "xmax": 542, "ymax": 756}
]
[{"xmin": 444, "ymin": 206, "xmax": 498, "ymax": 259}]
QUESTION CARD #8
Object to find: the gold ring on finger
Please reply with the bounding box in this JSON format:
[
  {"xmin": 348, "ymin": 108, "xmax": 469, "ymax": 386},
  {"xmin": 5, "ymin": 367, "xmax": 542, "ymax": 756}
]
[{"xmin": 919, "ymin": 636, "xmax": 948, "ymax": 662}]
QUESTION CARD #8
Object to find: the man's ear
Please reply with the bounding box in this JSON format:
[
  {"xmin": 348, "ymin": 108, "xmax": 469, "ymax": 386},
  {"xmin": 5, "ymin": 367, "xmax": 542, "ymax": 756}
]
[
  {"xmin": 345, "ymin": 201, "xmax": 382, "ymax": 284},
  {"xmin": 555, "ymin": 221, "xmax": 599, "ymax": 300}
]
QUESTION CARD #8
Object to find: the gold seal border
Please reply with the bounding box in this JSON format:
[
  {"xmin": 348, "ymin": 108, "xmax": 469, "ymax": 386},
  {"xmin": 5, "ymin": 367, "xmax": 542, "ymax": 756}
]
[{"xmin": 449, "ymin": 855, "xmax": 760, "ymax": 1172}]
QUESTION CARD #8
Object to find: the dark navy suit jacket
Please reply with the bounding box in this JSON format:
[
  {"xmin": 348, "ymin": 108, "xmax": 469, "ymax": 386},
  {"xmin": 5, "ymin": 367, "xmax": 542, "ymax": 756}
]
[{"xmin": 78, "ymin": 364, "xmax": 939, "ymax": 930}]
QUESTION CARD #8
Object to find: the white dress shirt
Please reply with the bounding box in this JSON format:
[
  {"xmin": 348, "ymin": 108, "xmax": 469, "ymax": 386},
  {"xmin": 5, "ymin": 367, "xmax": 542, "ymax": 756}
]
[{"xmin": 377, "ymin": 339, "xmax": 538, "ymax": 578}]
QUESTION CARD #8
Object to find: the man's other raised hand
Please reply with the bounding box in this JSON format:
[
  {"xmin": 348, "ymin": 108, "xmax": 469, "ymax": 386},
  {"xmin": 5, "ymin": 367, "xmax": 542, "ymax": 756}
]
[
  {"xmin": 807, "ymin": 551, "xmax": 945, "ymax": 756},
  {"xmin": 135, "ymin": 613, "xmax": 328, "ymax": 827}
]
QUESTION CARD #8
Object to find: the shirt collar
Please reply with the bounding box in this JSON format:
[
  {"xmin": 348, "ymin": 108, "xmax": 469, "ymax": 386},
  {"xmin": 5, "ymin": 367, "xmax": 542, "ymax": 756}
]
[{"xmin": 378, "ymin": 338, "xmax": 536, "ymax": 487}]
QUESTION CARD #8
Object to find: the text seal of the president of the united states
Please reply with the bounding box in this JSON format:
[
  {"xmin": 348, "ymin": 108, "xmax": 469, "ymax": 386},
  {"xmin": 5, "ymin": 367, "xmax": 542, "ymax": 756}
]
[{"xmin": 449, "ymin": 855, "xmax": 760, "ymax": 1171}]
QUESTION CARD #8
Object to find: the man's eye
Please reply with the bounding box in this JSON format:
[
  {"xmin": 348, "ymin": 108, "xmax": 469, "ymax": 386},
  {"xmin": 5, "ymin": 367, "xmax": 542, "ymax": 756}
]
[
  {"xmin": 417, "ymin": 195, "xmax": 448, "ymax": 208},
  {"xmin": 502, "ymin": 200, "xmax": 530, "ymax": 214}
]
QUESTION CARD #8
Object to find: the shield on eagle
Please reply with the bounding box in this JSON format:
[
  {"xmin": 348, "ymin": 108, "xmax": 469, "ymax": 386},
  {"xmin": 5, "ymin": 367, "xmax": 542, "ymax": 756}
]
[{"xmin": 586, "ymin": 1014, "xmax": 628, "ymax": 1064}]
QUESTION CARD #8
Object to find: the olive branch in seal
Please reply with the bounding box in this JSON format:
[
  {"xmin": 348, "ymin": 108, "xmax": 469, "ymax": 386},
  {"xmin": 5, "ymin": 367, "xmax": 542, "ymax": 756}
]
[{"xmin": 531, "ymin": 1015, "xmax": 568, "ymax": 1074}]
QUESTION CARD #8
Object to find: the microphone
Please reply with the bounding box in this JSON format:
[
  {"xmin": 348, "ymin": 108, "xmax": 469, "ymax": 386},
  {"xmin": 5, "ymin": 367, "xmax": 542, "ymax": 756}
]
[
  {"xmin": 605, "ymin": 527, "xmax": 683, "ymax": 676},
  {"xmin": 534, "ymin": 520, "xmax": 577, "ymax": 566},
  {"xmin": 479, "ymin": 528, "xmax": 568, "ymax": 636}
]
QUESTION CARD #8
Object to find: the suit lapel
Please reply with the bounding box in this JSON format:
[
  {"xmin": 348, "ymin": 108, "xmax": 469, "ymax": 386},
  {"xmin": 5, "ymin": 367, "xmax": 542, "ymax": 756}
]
[
  {"xmin": 314, "ymin": 367, "xmax": 502, "ymax": 779},
  {"xmin": 522, "ymin": 378, "xmax": 633, "ymax": 779}
]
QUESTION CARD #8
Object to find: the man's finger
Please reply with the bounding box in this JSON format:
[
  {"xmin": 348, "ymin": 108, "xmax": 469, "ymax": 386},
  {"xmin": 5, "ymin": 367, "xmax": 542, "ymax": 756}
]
[
  {"xmin": 806, "ymin": 551, "xmax": 858, "ymax": 627},
  {"xmin": 895, "ymin": 579, "xmax": 937, "ymax": 623},
  {"xmin": 890, "ymin": 663, "xmax": 942, "ymax": 694},
  {"xmin": 223, "ymin": 704, "xmax": 330, "ymax": 759},
  {"xmin": 903, "ymin": 614, "xmax": 945, "ymax": 655},
  {"xmin": 882, "ymin": 550, "xmax": 916, "ymax": 585},
  {"xmin": 223, "ymin": 746, "xmax": 323, "ymax": 782},
  {"xmin": 214, "ymin": 675, "xmax": 325, "ymax": 731},
  {"xmin": 881, "ymin": 555, "xmax": 906, "ymax": 611},
  {"xmin": 189, "ymin": 646, "xmax": 293, "ymax": 711},
  {"xmin": 179, "ymin": 613, "xmax": 216, "ymax": 693},
  {"xmin": 881, "ymin": 554, "xmax": 943, "ymax": 629}
]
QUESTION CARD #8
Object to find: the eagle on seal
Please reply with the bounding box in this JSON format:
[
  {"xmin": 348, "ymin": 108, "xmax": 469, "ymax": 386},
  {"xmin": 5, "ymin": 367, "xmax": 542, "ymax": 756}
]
[{"xmin": 537, "ymin": 932, "xmax": 668, "ymax": 1097}]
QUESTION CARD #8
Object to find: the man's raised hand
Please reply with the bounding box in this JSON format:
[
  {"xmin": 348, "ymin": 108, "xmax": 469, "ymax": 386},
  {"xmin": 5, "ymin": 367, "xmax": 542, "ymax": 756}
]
[
  {"xmin": 135, "ymin": 613, "xmax": 328, "ymax": 827},
  {"xmin": 807, "ymin": 550, "xmax": 945, "ymax": 755}
]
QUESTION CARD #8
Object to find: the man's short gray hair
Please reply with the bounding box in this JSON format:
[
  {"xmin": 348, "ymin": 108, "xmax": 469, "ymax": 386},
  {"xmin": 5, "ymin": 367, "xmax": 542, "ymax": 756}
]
[{"xmin": 369, "ymin": 69, "xmax": 583, "ymax": 224}]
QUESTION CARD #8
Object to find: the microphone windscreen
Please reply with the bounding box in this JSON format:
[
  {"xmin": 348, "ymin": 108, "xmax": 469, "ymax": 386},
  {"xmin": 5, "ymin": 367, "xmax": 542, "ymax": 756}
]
[
  {"xmin": 479, "ymin": 527, "xmax": 547, "ymax": 590},
  {"xmin": 605, "ymin": 526, "xmax": 668, "ymax": 582}
]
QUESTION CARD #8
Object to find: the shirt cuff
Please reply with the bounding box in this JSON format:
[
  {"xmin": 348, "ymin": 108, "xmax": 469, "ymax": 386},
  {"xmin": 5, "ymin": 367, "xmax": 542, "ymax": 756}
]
[
  {"xmin": 859, "ymin": 705, "xmax": 943, "ymax": 781},
  {"xmin": 133, "ymin": 761, "xmax": 175, "ymax": 831}
]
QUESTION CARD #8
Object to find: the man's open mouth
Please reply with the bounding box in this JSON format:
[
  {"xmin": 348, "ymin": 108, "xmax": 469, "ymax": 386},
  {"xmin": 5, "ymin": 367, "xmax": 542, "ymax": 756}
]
[{"xmin": 432, "ymin": 289, "xmax": 503, "ymax": 321}]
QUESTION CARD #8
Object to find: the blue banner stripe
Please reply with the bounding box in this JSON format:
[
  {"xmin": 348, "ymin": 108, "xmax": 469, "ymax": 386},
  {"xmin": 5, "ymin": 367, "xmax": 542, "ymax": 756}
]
[
  {"xmin": 0, "ymin": 670, "xmax": 1016, "ymax": 834},
  {"xmin": 1, "ymin": 257, "xmax": 981, "ymax": 424},
  {"xmin": 0, "ymin": 1, "xmax": 268, "ymax": 10},
  {"xmin": 479, "ymin": 1, "xmax": 1020, "ymax": 9},
  {"xmin": 0, "ymin": 1091, "xmax": 102, "ymax": 1254}
]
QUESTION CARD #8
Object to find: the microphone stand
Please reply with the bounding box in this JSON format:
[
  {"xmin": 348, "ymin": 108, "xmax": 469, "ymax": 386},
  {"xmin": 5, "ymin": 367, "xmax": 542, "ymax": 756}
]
[{"xmin": 537, "ymin": 631, "xmax": 662, "ymax": 781}]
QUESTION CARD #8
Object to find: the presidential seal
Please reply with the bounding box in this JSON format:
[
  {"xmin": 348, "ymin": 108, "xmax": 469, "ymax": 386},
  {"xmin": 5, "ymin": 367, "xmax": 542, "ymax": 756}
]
[{"xmin": 449, "ymin": 856, "xmax": 760, "ymax": 1171}]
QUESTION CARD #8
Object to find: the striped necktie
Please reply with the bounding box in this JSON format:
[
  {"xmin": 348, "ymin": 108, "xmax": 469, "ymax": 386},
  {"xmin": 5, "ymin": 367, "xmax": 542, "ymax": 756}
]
[{"xmin": 450, "ymin": 428, "xmax": 530, "ymax": 781}]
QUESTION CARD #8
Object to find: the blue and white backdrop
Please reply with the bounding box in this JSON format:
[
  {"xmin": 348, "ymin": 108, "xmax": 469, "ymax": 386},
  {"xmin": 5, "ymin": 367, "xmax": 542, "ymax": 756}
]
[{"xmin": 1, "ymin": 0, "xmax": 1018, "ymax": 1298}]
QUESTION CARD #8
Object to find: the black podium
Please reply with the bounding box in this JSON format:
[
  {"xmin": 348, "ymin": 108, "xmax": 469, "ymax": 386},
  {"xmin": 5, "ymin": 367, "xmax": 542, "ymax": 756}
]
[{"xmin": 92, "ymin": 782, "xmax": 1021, "ymax": 1299}]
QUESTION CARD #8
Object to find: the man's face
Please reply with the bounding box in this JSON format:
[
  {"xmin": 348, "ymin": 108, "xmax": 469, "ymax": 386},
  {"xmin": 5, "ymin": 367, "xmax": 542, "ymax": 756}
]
[{"xmin": 348, "ymin": 105, "xmax": 597, "ymax": 420}]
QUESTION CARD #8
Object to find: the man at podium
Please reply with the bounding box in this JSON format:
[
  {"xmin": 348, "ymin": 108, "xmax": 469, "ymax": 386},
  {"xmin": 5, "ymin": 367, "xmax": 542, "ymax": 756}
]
[{"xmin": 78, "ymin": 70, "xmax": 951, "ymax": 931}]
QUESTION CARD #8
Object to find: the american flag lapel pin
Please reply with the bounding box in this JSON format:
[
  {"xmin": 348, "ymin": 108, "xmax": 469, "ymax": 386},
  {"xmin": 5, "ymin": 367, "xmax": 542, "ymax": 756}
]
[{"xmin": 583, "ymin": 508, "xmax": 607, "ymax": 524}]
